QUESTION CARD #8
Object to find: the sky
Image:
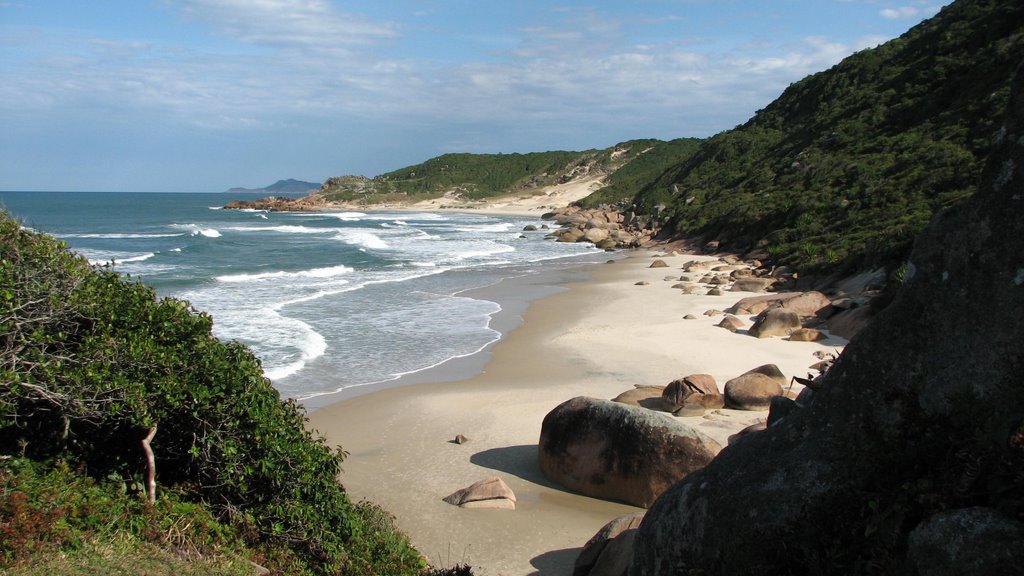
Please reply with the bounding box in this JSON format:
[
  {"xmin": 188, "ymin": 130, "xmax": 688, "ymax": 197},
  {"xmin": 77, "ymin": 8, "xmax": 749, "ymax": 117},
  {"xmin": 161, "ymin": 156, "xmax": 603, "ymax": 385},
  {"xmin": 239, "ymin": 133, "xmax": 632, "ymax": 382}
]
[{"xmin": 1, "ymin": 0, "xmax": 952, "ymax": 192}]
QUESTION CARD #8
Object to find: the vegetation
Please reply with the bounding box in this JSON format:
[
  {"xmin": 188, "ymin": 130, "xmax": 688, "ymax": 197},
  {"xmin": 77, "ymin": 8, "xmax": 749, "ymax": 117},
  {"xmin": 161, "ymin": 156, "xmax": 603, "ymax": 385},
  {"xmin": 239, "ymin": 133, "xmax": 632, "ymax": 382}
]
[
  {"xmin": 0, "ymin": 212, "xmax": 425, "ymax": 574},
  {"xmin": 624, "ymin": 0, "xmax": 1024, "ymax": 273},
  {"xmin": 577, "ymin": 138, "xmax": 703, "ymax": 208},
  {"xmin": 319, "ymin": 151, "xmax": 586, "ymax": 203},
  {"xmin": 315, "ymin": 141, "xmax": 703, "ymax": 206}
]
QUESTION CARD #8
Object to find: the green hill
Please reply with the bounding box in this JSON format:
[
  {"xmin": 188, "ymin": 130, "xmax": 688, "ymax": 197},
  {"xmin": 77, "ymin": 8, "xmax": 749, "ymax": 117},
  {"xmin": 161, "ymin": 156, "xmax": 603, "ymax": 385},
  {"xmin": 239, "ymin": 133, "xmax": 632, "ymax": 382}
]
[
  {"xmin": 613, "ymin": 0, "xmax": 1024, "ymax": 273},
  {"xmin": 314, "ymin": 142, "xmax": 699, "ymax": 205}
]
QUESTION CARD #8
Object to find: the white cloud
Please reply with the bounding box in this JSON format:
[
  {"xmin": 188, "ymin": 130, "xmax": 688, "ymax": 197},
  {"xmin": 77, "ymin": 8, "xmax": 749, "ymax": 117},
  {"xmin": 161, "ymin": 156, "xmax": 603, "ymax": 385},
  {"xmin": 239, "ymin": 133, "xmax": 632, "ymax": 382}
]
[
  {"xmin": 880, "ymin": 6, "xmax": 921, "ymax": 19},
  {"xmin": 169, "ymin": 0, "xmax": 398, "ymax": 52}
]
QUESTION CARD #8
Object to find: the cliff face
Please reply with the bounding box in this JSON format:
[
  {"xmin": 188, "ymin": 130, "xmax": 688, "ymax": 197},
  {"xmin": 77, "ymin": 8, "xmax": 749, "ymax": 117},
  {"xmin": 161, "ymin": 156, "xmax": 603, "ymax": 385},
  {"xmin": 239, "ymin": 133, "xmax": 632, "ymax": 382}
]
[{"xmin": 630, "ymin": 65, "xmax": 1024, "ymax": 575}]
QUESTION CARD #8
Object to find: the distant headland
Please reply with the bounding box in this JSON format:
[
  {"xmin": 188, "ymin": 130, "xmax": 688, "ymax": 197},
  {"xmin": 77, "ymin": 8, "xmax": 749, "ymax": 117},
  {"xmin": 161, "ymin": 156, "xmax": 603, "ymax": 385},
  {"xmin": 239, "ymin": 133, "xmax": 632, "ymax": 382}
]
[{"xmin": 224, "ymin": 178, "xmax": 320, "ymax": 194}]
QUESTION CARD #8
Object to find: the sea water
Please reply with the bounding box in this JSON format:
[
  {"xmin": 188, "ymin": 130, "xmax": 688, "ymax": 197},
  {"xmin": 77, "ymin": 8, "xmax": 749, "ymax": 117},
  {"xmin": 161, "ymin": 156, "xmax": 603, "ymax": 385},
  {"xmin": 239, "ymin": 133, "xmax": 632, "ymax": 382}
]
[{"xmin": 1, "ymin": 191, "xmax": 606, "ymax": 400}]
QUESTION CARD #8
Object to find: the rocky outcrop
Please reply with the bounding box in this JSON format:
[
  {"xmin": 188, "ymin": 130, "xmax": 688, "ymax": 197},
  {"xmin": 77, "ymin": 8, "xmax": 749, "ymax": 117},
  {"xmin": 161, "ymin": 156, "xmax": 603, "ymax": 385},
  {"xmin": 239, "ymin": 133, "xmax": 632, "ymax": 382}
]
[
  {"xmin": 542, "ymin": 206, "xmax": 649, "ymax": 248},
  {"xmin": 630, "ymin": 68, "xmax": 1024, "ymax": 576},
  {"xmin": 224, "ymin": 195, "xmax": 330, "ymax": 212},
  {"xmin": 539, "ymin": 397, "xmax": 721, "ymax": 507},
  {"xmin": 442, "ymin": 476, "xmax": 516, "ymax": 510}
]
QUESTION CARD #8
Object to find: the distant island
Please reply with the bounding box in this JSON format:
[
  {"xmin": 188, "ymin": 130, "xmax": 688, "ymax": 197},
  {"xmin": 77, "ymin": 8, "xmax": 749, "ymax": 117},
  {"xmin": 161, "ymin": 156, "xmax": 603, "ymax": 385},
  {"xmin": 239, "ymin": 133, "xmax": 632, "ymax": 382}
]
[{"xmin": 224, "ymin": 178, "xmax": 321, "ymax": 194}]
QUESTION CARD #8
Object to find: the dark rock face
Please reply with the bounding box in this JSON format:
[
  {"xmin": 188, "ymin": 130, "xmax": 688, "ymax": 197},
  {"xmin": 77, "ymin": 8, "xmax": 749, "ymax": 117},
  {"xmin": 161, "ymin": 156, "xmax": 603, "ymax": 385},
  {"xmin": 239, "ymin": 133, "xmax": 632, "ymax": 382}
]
[
  {"xmin": 906, "ymin": 507, "xmax": 1024, "ymax": 576},
  {"xmin": 630, "ymin": 71, "xmax": 1024, "ymax": 575},
  {"xmin": 539, "ymin": 397, "xmax": 721, "ymax": 508}
]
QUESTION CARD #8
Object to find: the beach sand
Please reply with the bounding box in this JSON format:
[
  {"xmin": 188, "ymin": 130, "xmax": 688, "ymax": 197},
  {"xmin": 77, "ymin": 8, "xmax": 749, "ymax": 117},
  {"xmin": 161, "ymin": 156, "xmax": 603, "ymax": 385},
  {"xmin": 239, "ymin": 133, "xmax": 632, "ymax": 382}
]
[{"xmin": 307, "ymin": 251, "xmax": 845, "ymax": 575}]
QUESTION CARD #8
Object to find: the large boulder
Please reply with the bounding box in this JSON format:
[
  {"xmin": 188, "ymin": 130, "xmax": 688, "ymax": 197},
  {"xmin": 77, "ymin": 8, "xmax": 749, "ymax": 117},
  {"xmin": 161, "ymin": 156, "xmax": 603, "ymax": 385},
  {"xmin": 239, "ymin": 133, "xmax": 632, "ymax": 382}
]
[
  {"xmin": 723, "ymin": 365, "xmax": 785, "ymax": 410},
  {"xmin": 748, "ymin": 307, "xmax": 801, "ymax": 338},
  {"xmin": 730, "ymin": 277, "xmax": 775, "ymax": 292},
  {"xmin": 631, "ymin": 67, "xmax": 1024, "ymax": 575},
  {"xmin": 662, "ymin": 374, "xmax": 724, "ymax": 409},
  {"xmin": 726, "ymin": 291, "xmax": 830, "ymax": 317},
  {"xmin": 825, "ymin": 305, "xmax": 874, "ymax": 340},
  {"xmin": 539, "ymin": 397, "xmax": 721, "ymax": 507}
]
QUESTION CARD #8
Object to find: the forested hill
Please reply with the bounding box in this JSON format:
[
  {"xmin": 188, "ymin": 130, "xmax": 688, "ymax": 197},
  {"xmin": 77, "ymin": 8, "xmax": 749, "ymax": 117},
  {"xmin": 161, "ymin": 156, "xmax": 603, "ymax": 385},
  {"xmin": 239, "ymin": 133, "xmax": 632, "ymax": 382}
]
[
  {"xmin": 312, "ymin": 139, "xmax": 703, "ymax": 204},
  {"xmin": 595, "ymin": 0, "xmax": 1024, "ymax": 274}
]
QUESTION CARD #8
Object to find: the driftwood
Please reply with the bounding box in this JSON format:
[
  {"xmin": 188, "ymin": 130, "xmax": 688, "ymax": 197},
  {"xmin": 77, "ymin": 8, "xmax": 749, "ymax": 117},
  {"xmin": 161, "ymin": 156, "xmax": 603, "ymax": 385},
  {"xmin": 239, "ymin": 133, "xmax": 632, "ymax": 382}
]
[{"xmin": 141, "ymin": 425, "xmax": 157, "ymax": 506}]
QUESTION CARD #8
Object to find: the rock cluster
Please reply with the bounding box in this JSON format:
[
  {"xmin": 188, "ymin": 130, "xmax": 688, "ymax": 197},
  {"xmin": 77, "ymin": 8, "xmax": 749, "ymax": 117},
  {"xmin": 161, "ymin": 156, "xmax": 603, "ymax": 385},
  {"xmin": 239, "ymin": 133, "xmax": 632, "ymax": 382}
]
[
  {"xmin": 224, "ymin": 195, "xmax": 329, "ymax": 212},
  {"xmin": 541, "ymin": 206, "xmax": 650, "ymax": 248}
]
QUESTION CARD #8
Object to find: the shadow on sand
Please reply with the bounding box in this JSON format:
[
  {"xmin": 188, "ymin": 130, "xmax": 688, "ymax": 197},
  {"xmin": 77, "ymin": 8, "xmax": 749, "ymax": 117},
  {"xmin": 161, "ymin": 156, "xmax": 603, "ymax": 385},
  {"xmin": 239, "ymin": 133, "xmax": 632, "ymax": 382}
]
[
  {"xmin": 469, "ymin": 444, "xmax": 561, "ymax": 490},
  {"xmin": 529, "ymin": 546, "xmax": 582, "ymax": 576}
]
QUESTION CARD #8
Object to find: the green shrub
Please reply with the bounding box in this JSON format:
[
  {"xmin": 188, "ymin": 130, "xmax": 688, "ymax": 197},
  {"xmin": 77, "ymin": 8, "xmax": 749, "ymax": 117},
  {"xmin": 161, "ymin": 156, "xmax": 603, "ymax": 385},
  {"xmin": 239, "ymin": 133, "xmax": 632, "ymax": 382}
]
[{"xmin": 0, "ymin": 213, "xmax": 424, "ymax": 575}]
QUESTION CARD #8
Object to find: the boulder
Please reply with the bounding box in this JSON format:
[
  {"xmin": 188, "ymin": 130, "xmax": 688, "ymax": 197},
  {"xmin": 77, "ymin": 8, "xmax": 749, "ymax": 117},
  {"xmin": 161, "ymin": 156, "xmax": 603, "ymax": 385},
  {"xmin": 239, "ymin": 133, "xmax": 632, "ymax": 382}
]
[
  {"xmin": 730, "ymin": 278, "xmax": 774, "ymax": 292},
  {"xmin": 573, "ymin": 513, "xmax": 645, "ymax": 576},
  {"xmin": 523, "ymin": 224, "xmax": 538, "ymax": 231},
  {"xmin": 726, "ymin": 292, "xmax": 805, "ymax": 316},
  {"xmin": 723, "ymin": 366, "xmax": 785, "ymax": 410},
  {"xmin": 631, "ymin": 70, "xmax": 1024, "ymax": 575},
  {"xmin": 584, "ymin": 227, "xmax": 610, "ymax": 244},
  {"xmin": 726, "ymin": 291, "xmax": 829, "ymax": 317},
  {"xmin": 662, "ymin": 374, "xmax": 724, "ymax": 409},
  {"xmin": 539, "ymin": 397, "xmax": 721, "ymax": 507},
  {"xmin": 780, "ymin": 291, "xmax": 832, "ymax": 317},
  {"xmin": 825, "ymin": 305, "xmax": 874, "ymax": 340},
  {"xmin": 442, "ymin": 477, "xmax": 516, "ymax": 510},
  {"xmin": 727, "ymin": 420, "xmax": 767, "ymax": 445},
  {"xmin": 649, "ymin": 259, "xmax": 669, "ymax": 268},
  {"xmin": 790, "ymin": 327, "xmax": 824, "ymax": 341},
  {"xmin": 749, "ymin": 308, "xmax": 801, "ymax": 338},
  {"xmin": 612, "ymin": 386, "xmax": 668, "ymax": 410},
  {"xmin": 556, "ymin": 227, "xmax": 586, "ymax": 243},
  {"xmin": 717, "ymin": 315, "xmax": 745, "ymax": 332},
  {"xmin": 673, "ymin": 404, "xmax": 706, "ymax": 418}
]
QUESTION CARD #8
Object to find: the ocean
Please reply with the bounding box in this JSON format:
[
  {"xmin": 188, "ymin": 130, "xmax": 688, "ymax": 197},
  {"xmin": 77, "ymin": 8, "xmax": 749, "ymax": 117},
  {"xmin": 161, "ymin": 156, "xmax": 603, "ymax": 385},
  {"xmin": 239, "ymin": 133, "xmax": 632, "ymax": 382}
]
[{"xmin": 0, "ymin": 191, "xmax": 608, "ymax": 401}]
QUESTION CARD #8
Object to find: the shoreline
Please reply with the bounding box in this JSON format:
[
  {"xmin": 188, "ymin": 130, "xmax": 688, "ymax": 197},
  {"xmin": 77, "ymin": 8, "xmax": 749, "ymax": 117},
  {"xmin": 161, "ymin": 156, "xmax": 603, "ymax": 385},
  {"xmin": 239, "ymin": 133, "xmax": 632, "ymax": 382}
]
[
  {"xmin": 307, "ymin": 250, "xmax": 846, "ymax": 575},
  {"xmin": 300, "ymin": 251, "xmax": 615, "ymax": 409}
]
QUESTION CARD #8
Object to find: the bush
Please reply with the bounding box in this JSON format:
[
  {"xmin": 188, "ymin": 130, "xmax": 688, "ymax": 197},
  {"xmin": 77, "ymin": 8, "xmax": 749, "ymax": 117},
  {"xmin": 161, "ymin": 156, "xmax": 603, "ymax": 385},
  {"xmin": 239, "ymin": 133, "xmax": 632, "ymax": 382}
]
[{"xmin": 0, "ymin": 213, "xmax": 424, "ymax": 575}]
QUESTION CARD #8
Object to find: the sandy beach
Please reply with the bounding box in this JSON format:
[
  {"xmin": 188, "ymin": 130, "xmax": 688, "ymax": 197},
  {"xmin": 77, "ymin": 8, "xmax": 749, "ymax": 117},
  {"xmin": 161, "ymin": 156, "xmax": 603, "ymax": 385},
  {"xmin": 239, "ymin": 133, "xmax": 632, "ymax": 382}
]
[{"xmin": 307, "ymin": 250, "xmax": 846, "ymax": 575}]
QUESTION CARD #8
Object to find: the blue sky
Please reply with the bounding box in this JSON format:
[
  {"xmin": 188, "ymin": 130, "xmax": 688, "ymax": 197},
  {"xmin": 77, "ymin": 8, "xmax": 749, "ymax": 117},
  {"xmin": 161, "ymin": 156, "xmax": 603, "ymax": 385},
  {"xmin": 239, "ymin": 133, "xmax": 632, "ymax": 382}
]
[{"xmin": 1, "ymin": 0, "xmax": 950, "ymax": 192}]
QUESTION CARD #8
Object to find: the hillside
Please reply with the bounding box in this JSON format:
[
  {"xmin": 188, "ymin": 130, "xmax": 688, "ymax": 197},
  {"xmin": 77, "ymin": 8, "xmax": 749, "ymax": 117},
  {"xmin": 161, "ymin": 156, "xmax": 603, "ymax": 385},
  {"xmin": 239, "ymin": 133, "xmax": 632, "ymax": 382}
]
[
  {"xmin": 610, "ymin": 0, "xmax": 1024, "ymax": 273},
  {"xmin": 308, "ymin": 140, "xmax": 698, "ymax": 204}
]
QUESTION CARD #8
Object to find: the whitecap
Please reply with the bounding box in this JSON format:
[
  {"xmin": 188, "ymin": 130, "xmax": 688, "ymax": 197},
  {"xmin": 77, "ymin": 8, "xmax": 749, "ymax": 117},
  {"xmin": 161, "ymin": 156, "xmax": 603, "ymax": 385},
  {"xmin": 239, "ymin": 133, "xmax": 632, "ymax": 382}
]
[
  {"xmin": 323, "ymin": 212, "xmax": 367, "ymax": 221},
  {"xmin": 226, "ymin": 224, "xmax": 332, "ymax": 234},
  {"xmin": 215, "ymin": 265, "xmax": 354, "ymax": 283},
  {"xmin": 62, "ymin": 232, "xmax": 185, "ymax": 239},
  {"xmin": 334, "ymin": 231, "xmax": 389, "ymax": 250}
]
